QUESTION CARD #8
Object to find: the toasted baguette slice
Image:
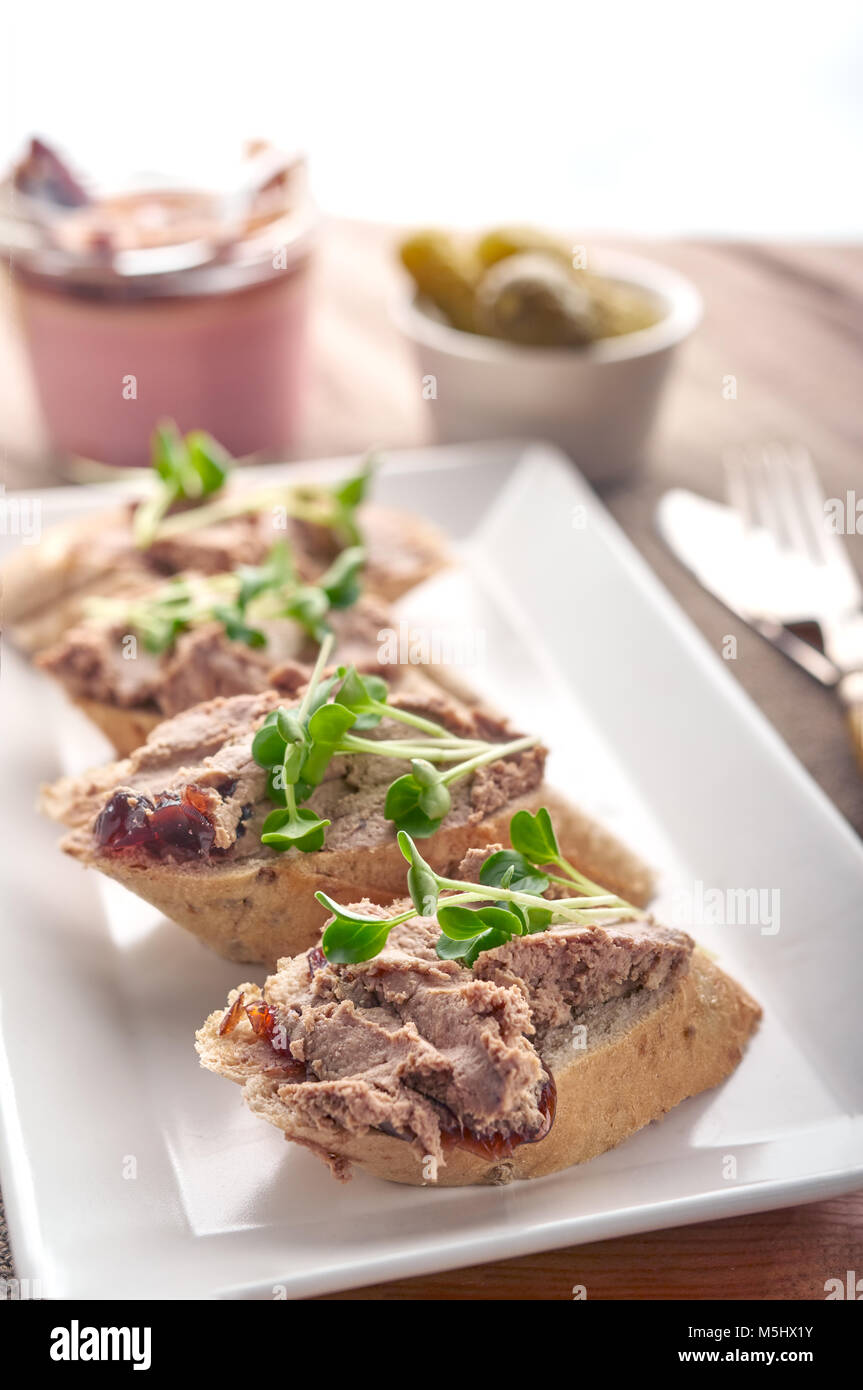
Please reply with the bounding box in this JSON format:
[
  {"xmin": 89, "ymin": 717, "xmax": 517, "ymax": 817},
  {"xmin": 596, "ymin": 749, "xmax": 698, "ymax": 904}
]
[
  {"xmin": 197, "ymin": 947, "xmax": 760, "ymax": 1186},
  {"xmin": 41, "ymin": 593, "xmax": 397, "ymax": 757},
  {"xmin": 52, "ymin": 784, "xmax": 653, "ymax": 964},
  {"xmin": 43, "ymin": 673, "xmax": 655, "ymax": 963},
  {"xmin": 3, "ymin": 499, "xmax": 449, "ymax": 654}
]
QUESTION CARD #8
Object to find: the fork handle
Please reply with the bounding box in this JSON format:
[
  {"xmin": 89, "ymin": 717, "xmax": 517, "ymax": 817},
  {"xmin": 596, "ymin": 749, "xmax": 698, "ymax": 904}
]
[{"xmin": 838, "ymin": 672, "xmax": 863, "ymax": 771}]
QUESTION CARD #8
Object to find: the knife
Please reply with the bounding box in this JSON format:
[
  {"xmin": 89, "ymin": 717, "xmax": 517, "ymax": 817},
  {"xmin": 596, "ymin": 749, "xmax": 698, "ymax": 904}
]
[
  {"xmin": 657, "ymin": 488, "xmax": 841, "ymax": 683},
  {"xmin": 657, "ymin": 484, "xmax": 863, "ymax": 768}
]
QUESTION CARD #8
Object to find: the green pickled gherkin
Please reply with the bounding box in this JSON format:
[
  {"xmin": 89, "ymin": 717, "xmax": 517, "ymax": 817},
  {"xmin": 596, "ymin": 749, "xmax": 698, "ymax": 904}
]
[
  {"xmin": 476, "ymin": 225, "xmax": 573, "ymax": 271},
  {"xmin": 475, "ymin": 253, "xmax": 600, "ymax": 347},
  {"xmin": 399, "ymin": 225, "xmax": 663, "ymax": 344},
  {"xmin": 399, "ymin": 231, "xmax": 482, "ymax": 334}
]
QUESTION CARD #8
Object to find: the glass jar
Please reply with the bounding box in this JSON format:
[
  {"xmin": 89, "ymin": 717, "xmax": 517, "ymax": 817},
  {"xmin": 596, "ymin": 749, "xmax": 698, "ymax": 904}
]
[{"xmin": 7, "ymin": 172, "xmax": 317, "ymax": 468}]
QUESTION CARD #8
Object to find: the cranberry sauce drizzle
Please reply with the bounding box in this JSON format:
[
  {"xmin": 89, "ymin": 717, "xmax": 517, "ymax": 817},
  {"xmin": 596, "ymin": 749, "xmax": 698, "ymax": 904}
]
[
  {"xmin": 244, "ymin": 998, "xmax": 281, "ymax": 1040},
  {"xmin": 94, "ymin": 784, "xmax": 216, "ymax": 860},
  {"xmin": 218, "ymin": 994, "xmax": 306, "ymax": 1081},
  {"xmin": 441, "ymin": 1072, "xmax": 557, "ymax": 1162}
]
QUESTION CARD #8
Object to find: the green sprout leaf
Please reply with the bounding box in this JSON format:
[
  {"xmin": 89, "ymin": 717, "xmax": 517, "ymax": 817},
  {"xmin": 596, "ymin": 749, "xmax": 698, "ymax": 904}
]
[
  {"xmin": 134, "ymin": 423, "xmax": 233, "ymax": 548},
  {"xmin": 435, "ymin": 923, "xmax": 516, "ymax": 966},
  {"xmin": 435, "ymin": 932, "xmax": 483, "ymax": 961},
  {"xmin": 276, "ymin": 709, "xmax": 305, "ymax": 743},
  {"xmin": 525, "ymin": 906, "xmax": 554, "ymax": 933},
  {"xmin": 283, "ymin": 586, "xmax": 331, "ymax": 642},
  {"xmin": 437, "ymin": 903, "xmax": 523, "ymax": 941},
  {"xmin": 260, "ymin": 805, "xmax": 330, "ymax": 853},
  {"xmin": 384, "ymin": 774, "xmax": 443, "ymax": 838},
  {"xmin": 321, "ymin": 917, "xmax": 394, "ymax": 965},
  {"xmin": 509, "ymin": 807, "xmax": 560, "ymax": 865},
  {"xmin": 236, "ymin": 540, "xmax": 295, "ymax": 610},
  {"xmin": 183, "ymin": 429, "xmax": 232, "ymax": 495},
  {"xmin": 396, "ymin": 832, "xmax": 441, "ymax": 917},
  {"xmin": 479, "ymin": 849, "xmax": 550, "ymax": 896},
  {"xmin": 334, "ymin": 666, "xmax": 389, "ymax": 729},
  {"xmin": 462, "ymin": 926, "xmax": 514, "ymax": 966},
  {"xmin": 317, "ymin": 546, "xmax": 365, "ymax": 610},
  {"xmin": 436, "ymin": 904, "xmax": 490, "ymax": 940},
  {"xmin": 475, "ymin": 905, "xmax": 526, "ymax": 936},
  {"xmin": 302, "ymin": 702, "xmax": 357, "ymax": 786},
  {"xmin": 316, "ymin": 889, "xmax": 411, "ymax": 965},
  {"xmin": 151, "ymin": 421, "xmax": 200, "ymax": 495},
  {"xmin": 307, "ymin": 703, "xmax": 358, "ymax": 743},
  {"xmin": 334, "ymin": 455, "xmax": 377, "ymax": 512},
  {"xmin": 409, "ymin": 759, "xmax": 452, "ymax": 820},
  {"xmin": 252, "ymin": 715, "xmax": 291, "ymax": 769},
  {"xmin": 211, "ymin": 605, "xmax": 266, "ymax": 648}
]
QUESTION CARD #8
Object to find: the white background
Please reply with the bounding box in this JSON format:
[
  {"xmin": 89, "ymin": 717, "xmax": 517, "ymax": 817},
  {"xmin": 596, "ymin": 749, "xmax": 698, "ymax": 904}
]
[{"xmin": 5, "ymin": 0, "xmax": 863, "ymax": 236}]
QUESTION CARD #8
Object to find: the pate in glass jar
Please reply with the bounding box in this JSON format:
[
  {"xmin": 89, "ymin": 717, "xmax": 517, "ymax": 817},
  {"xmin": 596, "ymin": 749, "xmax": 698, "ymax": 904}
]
[{"xmin": 3, "ymin": 139, "xmax": 317, "ymax": 468}]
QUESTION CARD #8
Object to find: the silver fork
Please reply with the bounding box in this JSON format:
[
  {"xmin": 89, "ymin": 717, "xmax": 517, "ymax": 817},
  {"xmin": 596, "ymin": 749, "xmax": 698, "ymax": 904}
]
[{"xmin": 724, "ymin": 442, "xmax": 863, "ymax": 764}]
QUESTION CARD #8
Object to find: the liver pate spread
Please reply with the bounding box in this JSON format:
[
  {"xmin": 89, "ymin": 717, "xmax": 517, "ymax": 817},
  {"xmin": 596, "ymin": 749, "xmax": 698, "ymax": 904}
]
[
  {"xmin": 46, "ymin": 673, "xmax": 545, "ymax": 865},
  {"xmin": 205, "ymin": 864, "xmax": 693, "ymax": 1174},
  {"xmin": 11, "ymin": 498, "xmax": 445, "ymax": 651},
  {"xmin": 37, "ymin": 592, "xmax": 391, "ymax": 717}
]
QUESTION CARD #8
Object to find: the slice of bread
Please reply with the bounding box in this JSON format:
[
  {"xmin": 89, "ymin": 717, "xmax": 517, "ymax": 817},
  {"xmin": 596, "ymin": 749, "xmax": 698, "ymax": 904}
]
[
  {"xmin": 43, "ymin": 672, "xmax": 656, "ymax": 964},
  {"xmin": 196, "ymin": 946, "xmax": 760, "ymax": 1186},
  {"xmin": 74, "ymin": 698, "xmax": 161, "ymax": 756},
  {"xmin": 53, "ymin": 784, "xmax": 654, "ymax": 964},
  {"xmin": 42, "ymin": 593, "xmax": 398, "ymax": 757},
  {"xmin": 4, "ymin": 499, "xmax": 449, "ymax": 654}
]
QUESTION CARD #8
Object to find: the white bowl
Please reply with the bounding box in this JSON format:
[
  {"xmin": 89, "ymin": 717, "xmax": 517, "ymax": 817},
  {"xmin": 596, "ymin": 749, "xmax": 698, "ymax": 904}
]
[{"xmin": 392, "ymin": 248, "xmax": 702, "ymax": 485}]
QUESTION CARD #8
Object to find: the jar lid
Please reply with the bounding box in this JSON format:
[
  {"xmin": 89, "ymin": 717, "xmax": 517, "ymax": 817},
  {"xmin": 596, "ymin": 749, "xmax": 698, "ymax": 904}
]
[{"xmin": 1, "ymin": 138, "xmax": 317, "ymax": 298}]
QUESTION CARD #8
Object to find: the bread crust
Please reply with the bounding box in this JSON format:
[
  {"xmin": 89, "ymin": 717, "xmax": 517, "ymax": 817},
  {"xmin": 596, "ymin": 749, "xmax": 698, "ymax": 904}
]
[
  {"xmin": 74, "ymin": 698, "xmax": 161, "ymax": 757},
  {"xmin": 196, "ymin": 948, "xmax": 760, "ymax": 1185},
  {"xmin": 63, "ymin": 783, "xmax": 655, "ymax": 964}
]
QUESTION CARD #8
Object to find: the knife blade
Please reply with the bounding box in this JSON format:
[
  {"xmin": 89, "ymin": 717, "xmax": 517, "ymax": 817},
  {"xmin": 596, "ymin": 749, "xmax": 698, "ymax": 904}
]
[{"xmin": 656, "ymin": 488, "xmax": 841, "ymax": 685}]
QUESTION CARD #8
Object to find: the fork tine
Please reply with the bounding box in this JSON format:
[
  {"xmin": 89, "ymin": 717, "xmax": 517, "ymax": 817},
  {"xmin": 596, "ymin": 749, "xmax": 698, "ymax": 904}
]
[
  {"xmin": 763, "ymin": 442, "xmax": 823, "ymax": 564},
  {"xmin": 722, "ymin": 448, "xmax": 753, "ymax": 532},
  {"xmin": 742, "ymin": 445, "xmax": 788, "ymax": 548},
  {"xmin": 786, "ymin": 443, "xmax": 858, "ymax": 581}
]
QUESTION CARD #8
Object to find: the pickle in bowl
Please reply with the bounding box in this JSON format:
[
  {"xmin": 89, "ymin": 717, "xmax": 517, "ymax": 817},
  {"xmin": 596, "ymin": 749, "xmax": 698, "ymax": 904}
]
[{"xmin": 398, "ymin": 225, "xmax": 663, "ymax": 347}]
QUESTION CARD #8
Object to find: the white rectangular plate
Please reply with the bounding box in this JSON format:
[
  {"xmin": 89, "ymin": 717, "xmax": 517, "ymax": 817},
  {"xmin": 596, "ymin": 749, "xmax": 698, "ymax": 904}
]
[{"xmin": 2, "ymin": 441, "xmax": 862, "ymax": 1299}]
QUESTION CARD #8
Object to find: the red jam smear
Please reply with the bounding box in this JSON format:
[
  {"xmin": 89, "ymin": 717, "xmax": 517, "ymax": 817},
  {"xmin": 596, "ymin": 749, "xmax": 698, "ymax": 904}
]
[
  {"xmin": 442, "ymin": 1072, "xmax": 557, "ymax": 1161},
  {"xmin": 94, "ymin": 784, "xmax": 215, "ymax": 860}
]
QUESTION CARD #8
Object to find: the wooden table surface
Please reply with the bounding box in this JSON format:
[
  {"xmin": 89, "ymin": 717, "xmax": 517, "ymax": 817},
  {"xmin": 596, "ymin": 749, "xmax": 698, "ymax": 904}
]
[{"xmin": 1, "ymin": 223, "xmax": 861, "ymax": 1300}]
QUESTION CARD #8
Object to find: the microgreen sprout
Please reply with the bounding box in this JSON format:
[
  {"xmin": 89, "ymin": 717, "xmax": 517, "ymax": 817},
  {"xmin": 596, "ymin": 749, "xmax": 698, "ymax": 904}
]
[
  {"xmin": 315, "ymin": 812, "xmax": 642, "ymax": 967},
  {"xmin": 84, "ymin": 540, "xmax": 364, "ymax": 655},
  {"xmin": 135, "ymin": 441, "xmax": 378, "ymax": 550},
  {"xmin": 251, "ymin": 657, "xmax": 541, "ymax": 849},
  {"xmin": 133, "ymin": 422, "xmax": 232, "ymax": 548}
]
